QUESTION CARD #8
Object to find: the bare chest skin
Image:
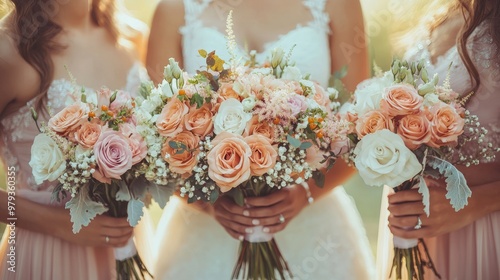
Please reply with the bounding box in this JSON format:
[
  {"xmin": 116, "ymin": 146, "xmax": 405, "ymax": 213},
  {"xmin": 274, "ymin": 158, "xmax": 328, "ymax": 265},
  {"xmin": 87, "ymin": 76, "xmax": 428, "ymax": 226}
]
[
  {"xmin": 428, "ymin": 13, "xmax": 464, "ymax": 64},
  {"xmin": 198, "ymin": 0, "xmax": 315, "ymax": 53}
]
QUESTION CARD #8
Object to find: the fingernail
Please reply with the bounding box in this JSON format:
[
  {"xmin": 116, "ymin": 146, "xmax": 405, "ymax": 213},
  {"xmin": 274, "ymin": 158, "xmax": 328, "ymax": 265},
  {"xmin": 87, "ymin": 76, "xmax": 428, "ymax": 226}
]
[
  {"xmin": 263, "ymin": 227, "xmax": 270, "ymax": 233},
  {"xmin": 243, "ymin": 210, "xmax": 250, "ymax": 217},
  {"xmin": 252, "ymin": 219, "xmax": 260, "ymax": 225},
  {"xmin": 245, "ymin": 228, "xmax": 253, "ymax": 234},
  {"xmin": 238, "ymin": 235, "xmax": 244, "ymax": 241}
]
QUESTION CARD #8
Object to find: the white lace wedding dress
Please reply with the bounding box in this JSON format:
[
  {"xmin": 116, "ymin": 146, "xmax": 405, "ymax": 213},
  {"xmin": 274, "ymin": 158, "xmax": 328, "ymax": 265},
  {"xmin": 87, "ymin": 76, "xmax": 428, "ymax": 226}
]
[{"xmin": 153, "ymin": 1, "xmax": 375, "ymax": 279}]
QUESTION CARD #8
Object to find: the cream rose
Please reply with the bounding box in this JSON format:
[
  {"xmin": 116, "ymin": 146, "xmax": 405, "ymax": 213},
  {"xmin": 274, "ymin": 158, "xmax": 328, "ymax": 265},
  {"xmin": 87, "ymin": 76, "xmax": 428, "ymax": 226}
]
[
  {"xmin": 397, "ymin": 113, "xmax": 431, "ymax": 150},
  {"xmin": 156, "ymin": 97, "xmax": 189, "ymax": 138},
  {"xmin": 29, "ymin": 134, "xmax": 67, "ymax": 184},
  {"xmin": 207, "ymin": 132, "xmax": 252, "ymax": 192},
  {"xmin": 243, "ymin": 116, "xmax": 275, "ymax": 142},
  {"xmin": 380, "ymin": 84, "xmax": 423, "ymax": 117},
  {"xmin": 74, "ymin": 122, "xmax": 101, "ymax": 149},
  {"xmin": 353, "ymin": 129, "xmax": 422, "ymax": 187},
  {"xmin": 428, "ymin": 103, "xmax": 465, "ymax": 148},
  {"xmin": 352, "ymin": 72, "xmax": 393, "ymax": 115},
  {"xmin": 184, "ymin": 104, "xmax": 214, "ymax": 138},
  {"xmin": 245, "ymin": 135, "xmax": 277, "ymax": 176},
  {"xmin": 213, "ymin": 98, "xmax": 253, "ymax": 135},
  {"xmin": 355, "ymin": 110, "xmax": 395, "ymax": 139},
  {"xmin": 162, "ymin": 131, "xmax": 200, "ymax": 176},
  {"xmin": 48, "ymin": 102, "xmax": 88, "ymax": 136},
  {"xmin": 93, "ymin": 130, "xmax": 133, "ymax": 183}
]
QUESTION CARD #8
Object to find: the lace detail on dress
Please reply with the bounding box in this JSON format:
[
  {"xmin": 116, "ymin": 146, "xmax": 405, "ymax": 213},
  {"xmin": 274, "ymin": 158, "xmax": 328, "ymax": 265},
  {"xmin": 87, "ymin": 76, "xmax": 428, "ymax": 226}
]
[
  {"xmin": 303, "ymin": 0, "xmax": 330, "ymax": 33},
  {"xmin": 181, "ymin": 0, "xmax": 212, "ymax": 33},
  {"xmin": 467, "ymin": 21, "xmax": 500, "ymax": 73}
]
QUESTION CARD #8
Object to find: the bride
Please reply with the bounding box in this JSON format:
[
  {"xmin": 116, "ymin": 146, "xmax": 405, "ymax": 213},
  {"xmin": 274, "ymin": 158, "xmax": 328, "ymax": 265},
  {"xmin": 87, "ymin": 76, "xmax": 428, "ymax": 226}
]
[{"xmin": 147, "ymin": 0, "xmax": 375, "ymax": 279}]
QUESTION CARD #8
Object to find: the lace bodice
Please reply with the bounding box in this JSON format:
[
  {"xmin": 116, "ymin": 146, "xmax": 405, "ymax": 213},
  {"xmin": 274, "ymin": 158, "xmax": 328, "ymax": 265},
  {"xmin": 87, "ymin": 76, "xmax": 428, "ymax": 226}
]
[
  {"xmin": 405, "ymin": 20, "xmax": 500, "ymax": 163},
  {"xmin": 181, "ymin": 0, "xmax": 331, "ymax": 87},
  {"xmin": 0, "ymin": 62, "xmax": 148, "ymax": 196}
]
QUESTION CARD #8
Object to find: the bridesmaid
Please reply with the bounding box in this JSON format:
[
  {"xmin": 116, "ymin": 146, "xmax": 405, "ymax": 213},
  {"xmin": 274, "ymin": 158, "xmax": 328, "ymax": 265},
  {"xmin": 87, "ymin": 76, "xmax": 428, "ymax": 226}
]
[
  {"xmin": 0, "ymin": 0, "xmax": 149, "ymax": 279},
  {"xmin": 381, "ymin": 0, "xmax": 500, "ymax": 279}
]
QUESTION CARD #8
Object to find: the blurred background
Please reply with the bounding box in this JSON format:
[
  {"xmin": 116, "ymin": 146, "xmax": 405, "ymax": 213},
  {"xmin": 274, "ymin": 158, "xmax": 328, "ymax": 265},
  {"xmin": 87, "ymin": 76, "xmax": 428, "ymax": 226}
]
[{"xmin": 0, "ymin": 0, "xmax": 432, "ymax": 256}]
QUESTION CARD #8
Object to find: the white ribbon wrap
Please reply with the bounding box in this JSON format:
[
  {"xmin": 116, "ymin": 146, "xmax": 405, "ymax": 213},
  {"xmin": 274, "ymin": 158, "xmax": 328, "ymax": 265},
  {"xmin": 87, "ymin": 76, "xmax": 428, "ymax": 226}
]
[
  {"xmin": 393, "ymin": 236, "xmax": 418, "ymax": 249},
  {"xmin": 114, "ymin": 237, "xmax": 137, "ymax": 261},
  {"xmin": 244, "ymin": 226, "xmax": 274, "ymax": 243}
]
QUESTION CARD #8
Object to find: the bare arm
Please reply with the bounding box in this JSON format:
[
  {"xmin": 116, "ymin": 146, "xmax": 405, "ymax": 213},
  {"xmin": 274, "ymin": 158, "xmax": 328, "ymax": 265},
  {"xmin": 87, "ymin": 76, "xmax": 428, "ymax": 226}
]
[{"xmin": 146, "ymin": 0, "xmax": 185, "ymax": 84}]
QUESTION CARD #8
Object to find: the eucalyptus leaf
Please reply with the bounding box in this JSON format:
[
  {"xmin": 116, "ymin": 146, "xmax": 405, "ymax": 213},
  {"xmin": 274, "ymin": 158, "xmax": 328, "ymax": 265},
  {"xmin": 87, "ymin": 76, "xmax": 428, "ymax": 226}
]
[
  {"xmin": 299, "ymin": 141, "xmax": 313, "ymax": 150},
  {"xmin": 65, "ymin": 185, "xmax": 108, "ymax": 233},
  {"xmin": 229, "ymin": 188, "xmax": 245, "ymax": 207},
  {"xmin": 210, "ymin": 188, "xmax": 220, "ymax": 204},
  {"xmin": 416, "ymin": 176, "xmax": 430, "ymax": 217},
  {"xmin": 287, "ymin": 135, "xmax": 301, "ymax": 148},
  {"xmin": 127, "ymin": 199, "xmax": 145, "ymax": 227},
  {"xmin": 428, "ymin": 156, "xmax": 471, "ymax": 211}
]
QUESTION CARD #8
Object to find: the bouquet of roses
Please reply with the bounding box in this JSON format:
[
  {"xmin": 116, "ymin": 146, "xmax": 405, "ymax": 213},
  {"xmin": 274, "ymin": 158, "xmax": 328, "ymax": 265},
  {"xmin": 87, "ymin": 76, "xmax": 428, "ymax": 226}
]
[
  {"xmin": 342, "ymin": 59, "xmax": 496, "ymax": 280},
  {"xmin": 29, "ymin": 86, "xmax": 174, "ymax": 279},
  {"xmin": 138, "ymin": 23, "xmax": 348, "ymax": 279}
]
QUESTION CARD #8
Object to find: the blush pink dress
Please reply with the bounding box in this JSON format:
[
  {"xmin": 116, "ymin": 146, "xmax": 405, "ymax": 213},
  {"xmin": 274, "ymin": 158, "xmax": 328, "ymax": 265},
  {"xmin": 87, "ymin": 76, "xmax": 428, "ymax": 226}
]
[
  {"xmin": 377, "ymin": 20, "xmax": 500, "ymax": 280},
  {"xmin": 0, "ymin": 62, "xmax": 154, "ymax": 280}
]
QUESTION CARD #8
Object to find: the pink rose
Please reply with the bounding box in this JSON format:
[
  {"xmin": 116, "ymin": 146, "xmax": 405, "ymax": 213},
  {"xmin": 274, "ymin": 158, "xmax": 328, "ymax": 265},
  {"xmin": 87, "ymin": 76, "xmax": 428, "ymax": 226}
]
[
  {"xmin": 245, "ymin": 135, "xmax": 277, "ymax": 176},
  {"xmin": 380, "ymin": 84, "xmax": 423, "ymax": 116},
  {"xmin": 109, "ymin": 90, "xmax": 133, "ymax": 112},
  {"xmin": 96, "ymin": 87, "xmax": 113, "ymax": 107},
  {"xmin": 397, "ymin": 112, "xmax": 432, "ymax": 150},
  {"xmin": 428, "ymin": 103, "xmax": 465, "ymax": 148},
  {"xmin": 288, "ymin": 94, "xmax": 308, "ymax": 116},
  {"xmin": 93, "ymin": 130, "xmax": 133, "ymax": 183},
  {"xmin": 74, "ymin": 122, "xmax": 101, "ymax": 149},
  {"xmin": 161, "ymin": 131, "xmax": 200, "ymax": 176},
  {"xmin": 207, "ymin": 132, "xmax": 251, "ymax": 192},
  {"xmin": 120, "ymin": 123, "xmax": 147, "ymax": 164},
  {"xmin": 355, "ymin": 111, "xmax": 395, "ymax": 139},
  {"xmin": 312, "ymin": 84, "xmax": 331, "ymax": 108},
  {"xmin": 184, "ymin": 104, "xmax": 214, "ymax": 138},
  {"xmin": 305, "ymin": 143, "xmax": 327, "ymax": 170},
  {"xmin": 156, "ymin": 97, "xmax": 189, "ymax": 138},
  {"xmin": 244, "ymin": 116, "xmax": 276, "ymax": 142},
  {"xmin": 48, "ymin": 103, "xmax": 88, "ymax": 136}
]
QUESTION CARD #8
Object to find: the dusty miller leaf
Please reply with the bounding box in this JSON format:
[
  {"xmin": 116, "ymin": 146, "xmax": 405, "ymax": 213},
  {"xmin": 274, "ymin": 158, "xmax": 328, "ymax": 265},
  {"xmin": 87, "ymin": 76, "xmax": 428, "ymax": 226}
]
[
  {"xmin": 417, "ymin": 176, "xmax": 430, "ymax": 217},
  {"xmin": 65, "ymin": 185, "xmax": 107, "ymax": 233},
  {"xmin": 116, "ymin": 181, "xmax": 132, "ymax": 201},
  {"xmin": 127, "ymin": 199, "xmax": 144, "ymax": 227},
  {"xmin": 148, "ymin": 183, "xmax": 176, "ymax": 209},
  {"xmin": 427, "ymin": 156, "xmax": 471, "ymax": 211}
]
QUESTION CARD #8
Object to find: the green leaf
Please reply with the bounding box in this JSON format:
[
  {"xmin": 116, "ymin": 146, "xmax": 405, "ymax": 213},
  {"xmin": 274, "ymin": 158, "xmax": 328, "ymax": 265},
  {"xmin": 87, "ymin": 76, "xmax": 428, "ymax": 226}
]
[
  {"xmin": 109, "ymin": 91, "xmax": 117, "ymax": 104},
  {"xmin": 313, "ymin": 170, "xmax": 325, "ymax": 188},
  {"xmin": 187, "ymin": 195, "xmax": 197, "ymax": 204},
  {"xmin": 287, "ymin": 135, "xmax": 301, "ymax": 148},
  {"xmin": 81, "ymin": 93, "xmax": 87, "ymax": 103},
  {"xmin": 333, "ymin": 65, "xmax": 348, "ymax": 80},
  {"xmin": 65, "ymin": 185, "xmax": 108, "ymax": 233},
  {"xmin": 169, "ymin": 141, "xmax": 181, "ymax": 149},
  {"xmin": 416, "ymin": 176, "xmax": 430, "ymax": 217},
  {"xmin": 198, "ymin": 49, "xmax": 208, "ymax": 58},
  {"xmin": 116, "ymin": 181, "xmax": 132, "ymax": 201},
  {"xmin": 229, "ymin": 188, "xmax": 245, "ymax": 207},
  {"xmin": 147, "ymin": 183, "xmax": 176, "ymax": 208},
  {"xmin": 128, "ymin": 176, "xmax": 150, "ymax": 200},
  {"xmin": 209, "ymin": 187, "xmax": 220, "ymax": 204},
  {"xmin": 299, "ymin": 141, "xmax": 313, "ymax": 150},
  {"xmin": 127, "ymin": 199, "xmax": 144, "ymax": 227},
  {"xmin": 427, "ymin": 156, "xmax": 471, "ymax": 211},
  {"xmin": 190, "ymin": 93, "xmax": 204, "ymax": 108}
]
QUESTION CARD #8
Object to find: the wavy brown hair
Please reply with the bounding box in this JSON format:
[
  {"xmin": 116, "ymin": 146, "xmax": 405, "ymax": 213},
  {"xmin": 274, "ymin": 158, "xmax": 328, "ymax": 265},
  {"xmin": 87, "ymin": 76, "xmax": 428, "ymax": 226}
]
[
  {"xmin": 8, "ymin": 0, "xmax": 119, "ymax": 110},
  {"xmin": 456, "ymin": 0, "xmax": 500, "ymax": 94}
]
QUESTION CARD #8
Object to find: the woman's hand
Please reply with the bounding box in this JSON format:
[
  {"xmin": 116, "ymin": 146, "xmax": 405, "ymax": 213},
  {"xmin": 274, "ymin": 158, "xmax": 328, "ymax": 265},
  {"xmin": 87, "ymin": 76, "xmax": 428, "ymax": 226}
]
[
  {"xmin": 54, "ymin": 212, "xmax": 134, "ymax": 248},
  {"xmin": 387, "ymin": 178, "xmax": 499, "ymax": 239},
  {"xmin": 212, "ymin": 185, "xmax": 309, "ymax": 240}
]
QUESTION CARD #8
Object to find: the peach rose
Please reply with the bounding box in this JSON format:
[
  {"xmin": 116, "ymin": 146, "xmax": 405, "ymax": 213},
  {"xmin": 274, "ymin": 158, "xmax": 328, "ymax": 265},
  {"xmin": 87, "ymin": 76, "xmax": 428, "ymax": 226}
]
[
  {"xmin": 218, "ymin": 83, "xmax": 241, "ymax": 102},
  {"xmin": 397, "ymin": 113, "xmax": 431, "ymax": 150},
  {"xmin": 243, "ymin": 116, "xmax": 276, "ymax": 142},
  {"xmin": 161, "ymin": 131, "xmax": 200, "ymax": 176},
  {"xmin": 156, "ymin": 97, "xmax": 189, "ymax": 138},
  {"xmin": 245, "ymin": 135, "xmax": 277, "ymax": 176},
  {"xmin": 380, "ymin": 84, "xmax": 423, "ymax": 116},
  {"xmin": 312, "ymin": 84, "xmax": 331, "ymax": 108},
  {"xmin": 355, "ymin": 110, "xmax": 395, "ymax": 139},
  {"xmin": 428, "ymin": 103, "xmax": 465, "ymax": 148},
  {"xmin": 74, "ymin": 122, "xmax": 101, "ymax": 149},
  {"xmin": 48, "ymin": 103, "xmax": 88, "ymax": 136},
  {"xmin": 121, "ymin": 123, "xmax": 147, "ymax": 164},
  {"xmin": 207, "ymin": 132, "xmax": 251, "ymax": 192},
  {"xmin": 184, "ymin": 104, "xmax": 214, "ymax": 138}
]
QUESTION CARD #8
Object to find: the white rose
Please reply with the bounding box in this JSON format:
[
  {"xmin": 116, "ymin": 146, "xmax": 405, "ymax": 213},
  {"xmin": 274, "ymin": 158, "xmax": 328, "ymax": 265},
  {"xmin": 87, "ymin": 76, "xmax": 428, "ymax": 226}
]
[
  {"xmin": 353, "ymin": 129, "xmax": 422, "ymax": 187},
  {"xmin": 328, "ymin": 87, "xmax": 339, "ymax": 100},
  {"xmin": 29, "ymin": 134, "xmax": 67, "ymax": 184},
  {"xmin": 422, "ymin": 93, "xmax": 440, "ymax": 107},
  {"xmin": 353, "ymin": 72, "xmax": 393, "ymax": 115},
  {"xmin": 242, "ymin": 96, "xmax": 257, "ymax": 112},
  {"xmin": 214, "ymin": 98, "xmax": 252, "ymax": 135},
  {"xmin": 282, "ymin": 66, "xmax": 302, "ymax": 81}
]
